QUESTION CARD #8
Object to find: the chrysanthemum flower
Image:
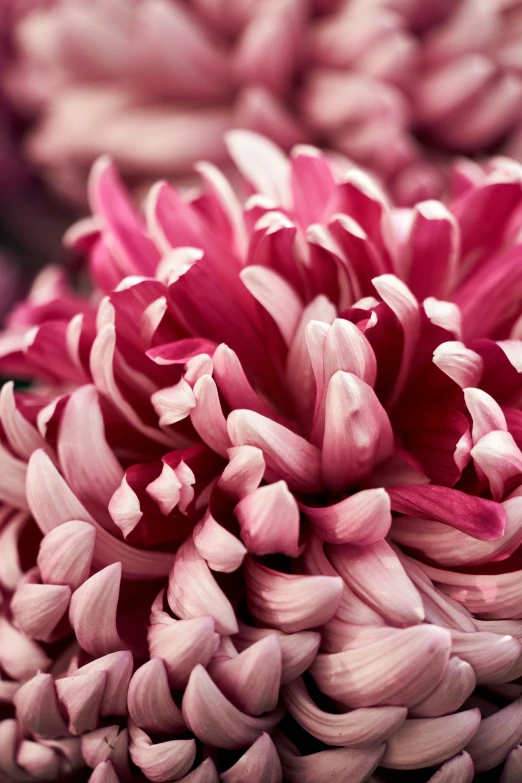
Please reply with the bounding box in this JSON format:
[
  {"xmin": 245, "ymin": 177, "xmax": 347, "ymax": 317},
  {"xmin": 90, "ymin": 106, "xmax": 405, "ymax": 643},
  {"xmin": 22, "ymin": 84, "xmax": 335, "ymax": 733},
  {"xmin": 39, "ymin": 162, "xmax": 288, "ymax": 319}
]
[
  {"xmin": 2, "ymin": 133, "xmax": 522, "ymax": 781},
  {"xmin": 6, "ymin": 0, "xmax": 522, "ymax": 205}
]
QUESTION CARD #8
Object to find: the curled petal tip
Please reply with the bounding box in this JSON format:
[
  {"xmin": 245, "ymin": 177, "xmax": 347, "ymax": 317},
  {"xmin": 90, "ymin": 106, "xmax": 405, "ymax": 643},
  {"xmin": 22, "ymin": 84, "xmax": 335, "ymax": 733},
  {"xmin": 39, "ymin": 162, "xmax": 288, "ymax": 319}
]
[{"xmin": 37, "ymin": 520, "xmax": 96, "ymax": 590}]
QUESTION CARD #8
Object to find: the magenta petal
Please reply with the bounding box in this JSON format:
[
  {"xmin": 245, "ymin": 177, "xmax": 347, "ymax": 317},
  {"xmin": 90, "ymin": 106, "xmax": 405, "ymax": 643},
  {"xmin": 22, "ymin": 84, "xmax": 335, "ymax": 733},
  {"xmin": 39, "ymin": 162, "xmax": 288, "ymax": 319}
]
[
  {"xmin": 209, "ymin": 634, "xmax": 282, "ymax": 716},
  {"xmin": 245, "ymin": 557, "xmax": 342, "ymax": 633},
  {"xmin": 14, "ymin": 673, "xmax": 68, "ymax": 739},
  {"xmin": 182, "ymin": 665, "xmax": 282, "ymax": 750},
  {"xmin": 128, "ymin": 659, "xmax": 185, "ymax": 734},
  {"xmin": 388, "ymin": 484, "xmax": 506, "ymax": 540},
  {"xmin": 301, "ymin": 488, "xmax": 391, "ymax": 545},
  {"xmin": 37, "ymin": 520, "xmax": 96, "ymax": 590},
  {"xmin": 69, "ymin": 563, "xmax": 126, "ymax": 657},
  {"xmin": 235, "ymin": 480, "xmax": 301, "ymax": 557},
  {"xmin": 220, "ymin": 733, "xmax": 282, "ymax": 783}
]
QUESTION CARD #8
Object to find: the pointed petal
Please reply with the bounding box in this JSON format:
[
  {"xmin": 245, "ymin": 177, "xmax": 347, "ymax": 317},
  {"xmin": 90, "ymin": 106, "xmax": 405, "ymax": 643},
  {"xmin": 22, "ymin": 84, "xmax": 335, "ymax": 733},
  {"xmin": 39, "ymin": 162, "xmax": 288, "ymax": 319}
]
[
  {"xmin": 190, "ymin": 375, "xmax": 231, "ymax": 457},
  {"xmin": 75, "ymin": 651, "xmax": 133, "ymax": 717},
  {"xmin": 427, "ymin": 752, "xmax": 474, "ymax": 782},
  {"xmin": 275, "ymin": 733, "xmax": 384, "ymax": 783},
  {"xmin": 37, "ymin": 520, "xmax": 96, "ymax": 590},
  {"xmin": 11, "ymin": 583, "xmax": 71, "ymax": 641},
  {"xmin": 228, "ymin": 409, "xmax": 322, "ymax": 492},
  {"xmin": 0, "ymin": 381, "xmax": 50, "ymax": 460},
  {"xmin": 467, "ymin": 698, "xmax": 522, "ymax": 772},
  {"xmin": 146, "ymin": 460, "xmax": 182, "ymax": 516},
  {"xmin": 177, "ymin": 758, "xmax": 218, "ymax": 783},
  {"xmin": 0, "ymin": 618, "xmax": 51, "ymax": 680},
  {"xmin": 451, "ymin": 630, "xmax": 521, "ymax": 683},
  {"xmin": 240, "ymin": 265, "xmax": 303, "ymax": 346},
  {"xmin": 55, "ymin": 671, "xmax": 106, "ymax": 735},
  {"xmin": 88, "ymin": 761, "xmax": 120, "ymax": 783},
  {"xmin": 0, "ymin": 441, "xmax": 28, "ymax": 509},
  {"xmin": 167, "ymin": 538, "xmax": 238, "ymax": 635},
  {"xmin": 323, "ymin": 318, "xmax": 377, "ymax": 387},
  {"xmin": 217, "ymin": 445, "xmax": 265, "ymax": 501},
  {"xmin": 225, "ymin": 130, "xmax": 292, "ymax": 209},
  {"xmin": 310, "ymin": 624, "xmax": 451, "ymax": 708},
  {"xmin": 501, "ymin": 746, "xmax": 522, "ymax": 783},
  {"xmin": 471, "ymin": 430, "xmax": 522, "ymax": 501},
  {"xmin": 235, "ymin": 480, "xmax": 300, "ymax": 557},
  {"xmin": 220, "ymin": 733, "xmax": 282, "ymax": 783},
  {"xmin": 235, "ymin": 622, "xmax": 321, "ymax": 684},
  {"xmin": 128, "ymin": 659, "xmax": 185, "ymax": 734},
  {"xmin": 148, "ymin": 616, "xmax": 219, "ymax": 689},
  {"xmin": 14, "ymin": 673, "xmax": 68, "ymax": 739},
  {"xmin": 245, "ymin": 557, "xmax": 342, "ymax": 633},
  {"xmin": 193, "ymin": 511, "xmax": 246, "ymax": 572},
  {"xmin": 411, "ymin": 658, "xmax": 476, "ymax": 718},
  {"xmin": 283, "ymin": 676, "xmax": 406, "ymax": 746},
  {"xmin": 182, "ymin": 665, "xmax": 282, "ymax": 750},
  {"xmin": 322, "ymin": 371, "xmax": 393, "ymax": 492},
  {"xmin": 432, "ymin": 343, "xmax": 483, "ymax": 389},
  {"xmin": 300, "ymin": 488, "xmax": 391, "ymax": 545},
  {"xmin": 209, "ymin": 635, "xmax": 281, "ymax": 716},
  {"xmin": 69, "ymin": 563, "xmax": 125, "ymax": 657},
  {"xmin": 327, "ymin": 539, "xmax": 424, "ymax": 627},
  {"xmin": 128, "ymin": 723, "xmax": 196, "ymax": 783},
  {"xmin": 213, "ymin": 343, "xmax": 284, "ymax": 422},
  {"xmin": 16, "ymin": 741, "xmax": 60, "ymax": 781},
  {"xmin": 381, "ymin": 710, "xmax": 481, "ymax": 769},
  {"xmin": 108, "ymin": 475, "xmax": 142, "ymax": 538},
  {"xmin": 81, "ymin": 726, "xmax": 131, "ymax": 781},
  {"xmin": 151, "ymin": 379, "xmax": 196, "ymax": 426}
]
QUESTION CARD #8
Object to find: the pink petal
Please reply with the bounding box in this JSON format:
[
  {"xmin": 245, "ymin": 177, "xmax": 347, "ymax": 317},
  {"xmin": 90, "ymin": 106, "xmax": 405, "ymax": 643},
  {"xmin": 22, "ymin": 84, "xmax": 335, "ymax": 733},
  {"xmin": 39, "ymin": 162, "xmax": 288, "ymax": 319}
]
[
  {"xmin": 217, "ymin": 445, "xmax": 265, "ymax": 502},
  {"xmin": 213, "ymin": 343, "xmax": 284, "ymax": 422},
  {"xmin": 0, "ymin": 618, "xmax": 50, "ymax": 681},
  {"xmin": 37, "ymin": 520, "xmax": 96, "ymax": 590},
  {"xmin": 108, "ymin": 475, "xmax": 143, "ymax": 538},
  {"xmin": 193, "ymin": 510, "xmax": 247, "ymax": 572},
  {"xmin": 88, "ymin": 761, "xmax": 120, "ymax": 783},
  {"xmin": 432, "ymin": 342, "xmax": 483, "ymax": 389},
  {"xmin": 0, "ymin": 381, "xmax": 50, "ymax": 460},
  {"xmin": 471, "ymin": 430, "xmax": 522, "ymax": 501},
  {"xmin": 235, "ymin": 480, "xmax": 300, "ymax": 557},
  {"xmin": 310, "ymin": 624, "xmax": 451, "ymax": 708},
  {"xmin": 128, "ymin": 722, "xmax": 196, "ymax": 783},
  {"xmin": 167, "ymin": 537, "xmax": 238, "ymax": 635},
  {"xmin": 151, "ymin": 379, "xmax": 196, "ymax": 426},
  {"xmin": 464, "ymin": 387, "xmax": 507, "ymax": 443},
  {"xmin": 82, "ymin": 726, "xmax": 131, "ymax": 781},
  {"xmin": 228, "ymin": 409, "xmax": 323, "ymax": 492},
  {"xmin": 74, "ymin": 651, "xmax": 133, "ymax": 717},
  {"xmin": 0, "ymin": 510, "xmax": 27, "ymax": 591},
  {"xmin": 146, "ymin": 459, "xmax": 183, "ymax": 516},
  {"xmin": 58, "ymin": 386, "xmax": 124, "ymax": 517},
  {"xmin": 14, "ymin": 673, "xmax": 68, "ymax": 739},
  {"xmin": 147, "ymin": 338, "xmax": 217, "ymax": 366},
  {"xmin": 388, "ymin": 484, "xmax": 506, "ymax": 540},
  {"xmin": 300, "ymin": 488, "xmax": 391, "ymax": 545},
  {"xmin": 381, "ymin": 710, "xmax": 481, "ymax": 769},
  {"xmin": 11, "ymin": 582, "xmax": 71, "ymax": 642},
  {"xmin": 327, "ymin": 539, "xmax": 424, "ymax": 627},
  {"xmin": 467, "ymin": 698, "xmax": 522, "ymax": 772},
  {"xmin": 182, "ymin": 665, "xmax": 282, "ymax": 750},
  {"xmin": 283, "ymin": 676, "xmax": 407, "ymax": 746},
  {"xmin": 404, "ymin": 201, "xmax": 459, "ymax": 300},
  {"xmin": 235, "ymin": 622, "xmax": 321, "ymax": 684},
  {"xmin": 225, "ymin": 130, "xmax": 292, "ymax": 209},
  {"xmin": 177, "ymin": 758, "xmax": 218, "ymax": 783},
  {"xmin": 16, "ymin": 741, "xmax": 60, "ymax": 781},
  {"xmin": 128, "ymin": 658, "xmax": 185, "ymax": 734},
  {"xmin": 501, "ymin": 746, "xmax": 522, "ymax": 783},
  {"xmin": 55, "ymin": 671, "xmax": 106, "ymax": 735},
  {"xmin": 427, "ymin": 752, "xmax": 474, "ymax": 782},
  {"xmin": 450, "ymin": 630, "xmax": 521, "ymax": 684},
  {"xmin": 411, "ymin": 658, "xmax": 476, "ymax": 718},
  {"xmin": 148, "ymin": 616, "xmax": 219, "ymax": 690},
  {"xmin": 209, "ymin": 634, "xmax": 282, "ymax": 716},
  {"xmin": 0, "ymin": 441, "xmax": 28, "ymax": 510},
  {"xmin": 246, "ymin": 557, "xmax": 342, "ymax": 633},
  {"xmin": 322, "ymin": 371, "xmax": 393, "ymax": 492},
  {"xmin": 69, "ymin": 563, "xmax": 126, "ymax": 657},
  {"xmin": 190, "ymin": 375, "xmax": 232, "ymax": 457},
  {"xmin": 240, "ymin": 265, "xmax": 303, "ymax": 346},
  {"xmin": 275, "ymin": 733, "xmax": 385, "ymax": 783},
  {"xmin": 220, "ymin": 733, "xmax": 282, "ymax": 783},
  {"xmin": 323, "ymin": 318, "xmax": 377, "ymax": 388}
]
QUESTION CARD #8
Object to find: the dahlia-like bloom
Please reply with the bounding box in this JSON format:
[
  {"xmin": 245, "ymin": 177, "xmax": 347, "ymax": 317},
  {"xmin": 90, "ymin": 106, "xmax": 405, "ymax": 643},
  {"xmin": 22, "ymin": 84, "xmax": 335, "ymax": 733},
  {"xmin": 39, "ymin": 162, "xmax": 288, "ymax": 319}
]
[
  {"xmin": 6, "ymin": 0, "xmax": 522, "ymax": 206},
  {"xmin": 3, "ymin": 133, "xmax": 522, "ymax": 781}
]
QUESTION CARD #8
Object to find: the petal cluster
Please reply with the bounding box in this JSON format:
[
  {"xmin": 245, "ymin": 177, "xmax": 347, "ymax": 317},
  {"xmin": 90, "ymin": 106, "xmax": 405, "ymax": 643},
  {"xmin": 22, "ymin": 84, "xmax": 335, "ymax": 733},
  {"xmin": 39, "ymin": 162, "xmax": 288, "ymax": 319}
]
[
  {"xmin": 1, "ymin": 136, "xmax": 522, "ymax": 781},
  {"xmin": 6, "ymin": 0, "xmax": 522, "ymax": 204}
]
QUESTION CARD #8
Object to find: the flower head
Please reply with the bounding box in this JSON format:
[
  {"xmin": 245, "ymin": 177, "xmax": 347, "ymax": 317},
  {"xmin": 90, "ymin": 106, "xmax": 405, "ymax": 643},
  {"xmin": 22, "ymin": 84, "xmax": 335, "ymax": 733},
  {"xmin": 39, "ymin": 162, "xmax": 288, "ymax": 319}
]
[
  {"xmin": 2, "ymin": 134, "xmax": 522, "ymax": 780},
  {"xmin": 6, "ymin": 0, "xmax": 522, "ymax": 205}
]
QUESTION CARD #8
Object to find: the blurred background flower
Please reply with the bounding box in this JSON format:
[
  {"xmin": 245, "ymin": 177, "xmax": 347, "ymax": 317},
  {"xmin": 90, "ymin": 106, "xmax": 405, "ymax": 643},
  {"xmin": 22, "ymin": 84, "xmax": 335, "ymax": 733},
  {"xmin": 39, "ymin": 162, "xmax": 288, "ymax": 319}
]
[{"xmin": 4, "ymin": 0, "xmax": 522, "ymax": 211}]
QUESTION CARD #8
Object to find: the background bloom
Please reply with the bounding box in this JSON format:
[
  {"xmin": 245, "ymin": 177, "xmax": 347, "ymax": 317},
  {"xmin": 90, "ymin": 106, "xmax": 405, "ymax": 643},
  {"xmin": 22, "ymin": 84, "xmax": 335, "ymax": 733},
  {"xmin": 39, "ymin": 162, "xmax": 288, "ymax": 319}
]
[
  {"xmin": 1, "ymin": 135, "xmax": 522, "ymax": 780},
  {"xmin": 5, "ymin": 0, "xmax": 522, "ymax": 207}
]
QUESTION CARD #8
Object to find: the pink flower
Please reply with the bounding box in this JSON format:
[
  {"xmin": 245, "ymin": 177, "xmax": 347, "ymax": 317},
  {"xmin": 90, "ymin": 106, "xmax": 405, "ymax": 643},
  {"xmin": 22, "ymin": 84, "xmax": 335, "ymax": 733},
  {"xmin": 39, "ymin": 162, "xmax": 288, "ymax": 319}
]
[
  {"xmin": 2, "ymin": 134, "xmax": 522, "ymax": 780},
  {"xmin": 6, "ymin": 0, "xmax": 522, "ymax": 205}
]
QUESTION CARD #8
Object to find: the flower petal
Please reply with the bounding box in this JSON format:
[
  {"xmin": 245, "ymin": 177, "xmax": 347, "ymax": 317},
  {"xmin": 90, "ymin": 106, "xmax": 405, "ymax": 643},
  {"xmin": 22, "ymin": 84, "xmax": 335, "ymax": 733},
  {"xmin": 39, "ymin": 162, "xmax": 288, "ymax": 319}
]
[
  {"xmin": 193, "ymin": 510, "xmax": 247, "ymax": 572},
  {"xmin": 275, "ymin": 733, "xmax": 384, "ymax": 783},
  {"xmin": 37, "ymin": 520, "xmax": 96, "ymax": 590},
  {"xmin": 69, "ymin": 563, "xmax": 126, "ymax": 657},
  {"xmin": 55, "ymin": 671, "xmax": 106, "ymax": 735},
  {"xmin": 411, "ymin": 658, "xmax": 476, "ymax": 718},
  {"xmin": 466, "ymin": 698, "xmax": 522, "ymax": 772},
  {"xmin": 128, "ymin": 658, "xmax": 185, "ymax": 734},
  {"xmin": 14, "ymin": 673, "xmax": 68, "ymax": 738},
  {"xmin": 148, "ymin": 615, "xmax": 219, "ymax": 690},
  {"xmin": 220, "ymin": 733, "xmax": 282, "ymax": 783},
  {"xmin": 300, "ymin": 488, "xmax": 391, "ymax": 545},
  {"xmin": 129, "ymin": 722, "xmax": 196, "ymax": 783},
  {"xmin": 190, "ymin": 375, "xmax": 232, "ymax": 457},
  {"xmin": 11, "ymin": 582, "xmax": 71, "ymax": 642},
  {"xmin": 235, "ymin": 480, "xmax": 300, "ymax": 557}
]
